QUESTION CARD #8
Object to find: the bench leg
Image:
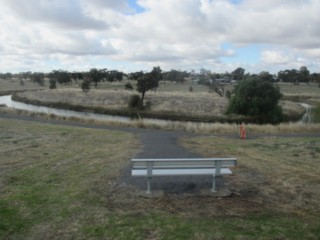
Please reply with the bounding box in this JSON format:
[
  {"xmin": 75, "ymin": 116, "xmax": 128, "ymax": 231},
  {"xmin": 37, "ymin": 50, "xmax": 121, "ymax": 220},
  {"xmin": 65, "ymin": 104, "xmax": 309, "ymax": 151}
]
[
  {"xmin": 147, "ymin": 177, "xmax": 152, "ymax": 194},
  {"xmin": 211, "ymin": 177, "xmax": 216, "ymax": 192}
]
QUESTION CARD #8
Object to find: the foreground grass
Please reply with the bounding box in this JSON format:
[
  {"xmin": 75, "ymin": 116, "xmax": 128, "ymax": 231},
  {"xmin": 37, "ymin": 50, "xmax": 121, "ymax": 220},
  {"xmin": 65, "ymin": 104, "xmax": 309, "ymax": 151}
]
[
  {"xmin": 181, "ymin": 136, "xmax": 320, "ymax": 239},
  {"xmin": 1, "ymin": 118, "xmax": 320, "ymax": 239},
  {"xmin": 0, "ymin": 119, "xmax": 140, "ymax": 239}
]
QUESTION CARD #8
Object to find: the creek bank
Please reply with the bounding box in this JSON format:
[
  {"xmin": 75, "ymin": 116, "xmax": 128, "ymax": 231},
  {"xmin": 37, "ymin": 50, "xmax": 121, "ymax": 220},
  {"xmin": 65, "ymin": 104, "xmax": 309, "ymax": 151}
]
[
  {"xmin": 11, "ymin": 93, "xmax": 248, "ymax": 123},
  {"xmin": 1, "ymin": 92, "xmax": 305, "ymax": 126}
]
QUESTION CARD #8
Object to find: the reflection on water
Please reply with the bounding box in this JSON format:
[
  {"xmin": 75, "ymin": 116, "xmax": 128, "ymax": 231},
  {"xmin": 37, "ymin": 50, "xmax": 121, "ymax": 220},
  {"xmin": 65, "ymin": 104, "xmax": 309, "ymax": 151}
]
[{"xmin": 0, "ymin": 95, "xmax": 131, "ymax": 123}]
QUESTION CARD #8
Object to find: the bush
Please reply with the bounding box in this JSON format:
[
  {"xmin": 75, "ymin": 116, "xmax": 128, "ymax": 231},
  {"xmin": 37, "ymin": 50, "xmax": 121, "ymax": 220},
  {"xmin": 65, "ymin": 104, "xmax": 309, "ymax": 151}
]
[
  {"xmin": 49, "ymin": 79, "xmax": 57, "ymax": 89},
  {"xmin": 81, "ymin": 80, "xmax": 90, "ymax": 94},
  {"xmin": 225, "ymin": 90, "xmax": 231, "ymax": 99},
  {"xmin": 227, "ymin": 78, "xmax": 283, "ymax": 124},
  {"xmin": 125, "ymin": 82, "xmax": 133, "ymax": 90},
  {"xmin": 128, "ymin": 94, "xmax": 142, "ymax": 109}
]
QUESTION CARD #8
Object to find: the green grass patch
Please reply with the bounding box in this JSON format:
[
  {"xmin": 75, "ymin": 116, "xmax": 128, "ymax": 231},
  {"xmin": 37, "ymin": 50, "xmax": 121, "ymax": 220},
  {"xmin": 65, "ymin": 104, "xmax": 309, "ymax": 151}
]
[{"xmin": 83, "ymin": 213, "xmax": 319, "ymax": 239}]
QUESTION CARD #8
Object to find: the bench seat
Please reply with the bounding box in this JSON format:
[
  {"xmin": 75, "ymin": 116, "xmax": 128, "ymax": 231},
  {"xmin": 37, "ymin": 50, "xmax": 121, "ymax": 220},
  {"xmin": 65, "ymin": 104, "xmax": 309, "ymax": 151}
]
[{"xmin": 132, "ymin": 168, "xmax": 233, "ymax": 176}]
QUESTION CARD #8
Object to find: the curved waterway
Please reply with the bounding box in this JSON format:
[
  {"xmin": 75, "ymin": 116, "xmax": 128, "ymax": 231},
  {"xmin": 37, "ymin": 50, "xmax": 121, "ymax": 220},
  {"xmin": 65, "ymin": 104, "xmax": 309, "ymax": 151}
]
[
  {"xmin": 0, "ymin": 95, "xmax": 311, "ymax": 124},
  {"xmin": 0, "ymin": 95, "xmax": 135, "ymax": 123},
  {"xmin": 299, "ymin": 103, "xmax": 313, "ymax": 124}
]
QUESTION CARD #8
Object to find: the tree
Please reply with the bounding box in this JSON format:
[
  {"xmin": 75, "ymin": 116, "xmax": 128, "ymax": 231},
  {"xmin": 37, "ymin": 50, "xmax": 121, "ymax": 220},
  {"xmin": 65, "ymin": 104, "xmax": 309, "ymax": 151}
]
[
  {"xmin": 49, "ymin": 70, "xmax": 70, "ymax": 85},
  {"xmin": 278, "ymin": 69, "xmax": 299, "ymax": 83},
  {"xmin": 71, "ymin": 72, "xmax": 83, "ymax": 85},
  {"xmin": 206, "ymin": 80, "xmax": 225, "ymax": 97},
  {"xmin": 232, "ymin": 67, "xmax": 245, "ymax": 81},
  {"xmin": 88, "ymin": 68, "xmax": 103, "ymax": 87},
  {"xmin": 136, "ymin": 67, "xmax": 162, "ymax": 105},
  {"xmin": 0, "ymin": 72, "xmax": 13, "ymax": 80},
  {"xmin": 310, "ymin": 73, "xmax": 320, "ymax": 86},
  {"xmin": 129, "ymin": 71, "xmax": 144, "ymax": 81},
  {"xmin": 165, "ymin": 69, "xmax": 188, "ymax": 83},
  {"xmin": 259, "ymin": 71, "xmax": 274, "ymax": 82},
  {"xmin": 227, "ymin": 78, "xmax": 283, "ymax": 123},
  {"xmin": 32, "ymin": 72, "xmax": 45, "ymax": 86},
  {"xmin": 299, "ymin": 66, "xmax": 310, "ymax": 83},
  {"xmin": 81, "ymin": 79, "xmax": 90, "ymax": 94}
]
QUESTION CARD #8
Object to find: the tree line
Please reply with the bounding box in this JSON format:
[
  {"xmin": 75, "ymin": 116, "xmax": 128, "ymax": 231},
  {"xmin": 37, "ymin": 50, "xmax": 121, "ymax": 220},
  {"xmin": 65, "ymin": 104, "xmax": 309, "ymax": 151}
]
[{"xmin": 1, "ymin": 66, "xmax": 320, "ymax": 87}]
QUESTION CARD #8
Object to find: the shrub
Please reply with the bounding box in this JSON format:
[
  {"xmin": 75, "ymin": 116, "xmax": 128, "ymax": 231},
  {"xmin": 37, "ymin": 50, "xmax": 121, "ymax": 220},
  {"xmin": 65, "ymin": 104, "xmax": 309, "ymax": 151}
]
[
  {"xmin": 227, "ymin": 78, "xmax": 283, "ymax": 124},
  {"xmin": 128, "ymin": 94, "xmax": 142, "ymax": 109},
  {"xmin": 125, "ymin": 82, "xmax": 133, "ymax": 90},
  {"xmin": 225, "ymin": 90, "xmax": 231, "ymax": 99},
  {"xmin": 81, "ymin": 80, "xmax": 90, "ymax": 94},
  {"xmin": 49, "ymin": 79, "xmax": 57, "ymax": 89}
]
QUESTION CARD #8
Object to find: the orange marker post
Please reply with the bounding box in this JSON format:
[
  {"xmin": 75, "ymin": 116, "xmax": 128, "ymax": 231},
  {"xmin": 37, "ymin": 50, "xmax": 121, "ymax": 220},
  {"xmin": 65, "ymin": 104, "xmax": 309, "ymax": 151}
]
[{"xmin": 240, "ymin": 123, "xmax": 246, "ymax": 140}]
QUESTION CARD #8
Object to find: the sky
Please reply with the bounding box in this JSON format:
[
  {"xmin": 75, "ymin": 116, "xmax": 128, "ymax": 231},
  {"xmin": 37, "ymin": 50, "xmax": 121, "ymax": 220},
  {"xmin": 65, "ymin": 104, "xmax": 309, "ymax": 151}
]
[{"xmin": 0, "ymin": 0, "xmax": 319, "ymax": 74}]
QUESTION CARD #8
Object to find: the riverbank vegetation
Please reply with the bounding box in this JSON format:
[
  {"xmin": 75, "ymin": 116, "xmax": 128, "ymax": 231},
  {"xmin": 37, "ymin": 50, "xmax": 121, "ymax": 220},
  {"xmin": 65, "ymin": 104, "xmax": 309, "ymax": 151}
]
[{"xmin": 1, "ymin": 118, "xmax": 319, "ymax": 239}]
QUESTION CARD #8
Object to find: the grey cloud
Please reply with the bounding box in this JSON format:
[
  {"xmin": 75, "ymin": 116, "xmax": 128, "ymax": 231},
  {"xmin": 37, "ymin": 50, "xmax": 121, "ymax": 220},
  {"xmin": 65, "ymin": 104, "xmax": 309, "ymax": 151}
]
[
  {"xmin": 2, "ymin": 0, "xmax": 107, "ymax": 30},
  {"xmin": 86, "ymin": 0, "xmax": 130, "ymax": 12}
]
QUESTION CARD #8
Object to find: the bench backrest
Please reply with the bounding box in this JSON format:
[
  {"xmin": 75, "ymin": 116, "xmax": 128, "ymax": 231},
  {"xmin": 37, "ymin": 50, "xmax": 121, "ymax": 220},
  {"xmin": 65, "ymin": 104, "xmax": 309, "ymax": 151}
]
[{"xmin": 132, "ymin": 158, "xmax": 237, "ymax": 169}]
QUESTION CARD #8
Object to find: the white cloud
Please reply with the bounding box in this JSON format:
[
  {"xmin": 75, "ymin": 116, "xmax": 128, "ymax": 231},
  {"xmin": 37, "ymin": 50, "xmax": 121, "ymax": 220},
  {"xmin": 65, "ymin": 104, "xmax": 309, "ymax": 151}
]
[
  {"xmin": 261, "ymin": 50, "xmax": 291, "ymax": 65},
  {"xmin": 0, "ymin": 0, "xmax": 319, "ymax": 73}
]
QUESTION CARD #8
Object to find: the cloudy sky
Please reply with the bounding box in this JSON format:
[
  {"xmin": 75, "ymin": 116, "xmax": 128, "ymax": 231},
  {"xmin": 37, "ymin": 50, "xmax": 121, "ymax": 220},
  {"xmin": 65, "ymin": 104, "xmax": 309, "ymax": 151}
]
[{"xmin": 0, "ymin": 0, "xmax": 319, "ymax": 74}]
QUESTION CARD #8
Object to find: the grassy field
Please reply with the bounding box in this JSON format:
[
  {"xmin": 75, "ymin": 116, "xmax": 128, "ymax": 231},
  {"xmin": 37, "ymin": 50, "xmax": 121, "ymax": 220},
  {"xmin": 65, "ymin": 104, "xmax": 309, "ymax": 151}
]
[
  {"xmin": 1, "ymin": 118, "xmax": 320, "ymax": 239},
  {"xmin": 0, "ymin": 79, "xmax": 45, "ymax": 94}
]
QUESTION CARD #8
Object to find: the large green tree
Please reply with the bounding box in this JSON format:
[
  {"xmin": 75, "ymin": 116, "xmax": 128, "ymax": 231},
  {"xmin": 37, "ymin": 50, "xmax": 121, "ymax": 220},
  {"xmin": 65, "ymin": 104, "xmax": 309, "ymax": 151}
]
[{"xmin": 227, "ymin": 77, "xmax": 283, "ymax": 123}]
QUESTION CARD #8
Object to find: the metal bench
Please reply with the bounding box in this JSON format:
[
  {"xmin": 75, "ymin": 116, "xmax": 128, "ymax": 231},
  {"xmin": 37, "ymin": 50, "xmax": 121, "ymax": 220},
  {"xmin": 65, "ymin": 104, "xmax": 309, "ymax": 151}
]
[{"xmin": 131, "ymin": 158, "xmax": 237, "ymax": 194}]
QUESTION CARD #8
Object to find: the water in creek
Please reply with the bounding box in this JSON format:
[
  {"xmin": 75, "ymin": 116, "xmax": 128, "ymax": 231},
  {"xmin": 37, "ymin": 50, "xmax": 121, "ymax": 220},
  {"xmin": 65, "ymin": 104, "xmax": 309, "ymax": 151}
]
[{"xmin": 0, "ymin": 95, "xmax": 132, "ymax": 123}]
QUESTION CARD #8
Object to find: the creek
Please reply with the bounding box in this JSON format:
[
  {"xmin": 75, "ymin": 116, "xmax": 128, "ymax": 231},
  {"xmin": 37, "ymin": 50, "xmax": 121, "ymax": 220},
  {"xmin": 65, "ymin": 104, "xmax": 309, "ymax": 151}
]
[
  {"xmin": 299, "ymin": 103, "xmax": 313, "ymax": 123},
  {"xmin": 0, "ymin": 95, "xmax": 134, "ymax": 123},
  {"xmin": 0, "ymin": 95, "xmax": 311, "ymax": 124}
]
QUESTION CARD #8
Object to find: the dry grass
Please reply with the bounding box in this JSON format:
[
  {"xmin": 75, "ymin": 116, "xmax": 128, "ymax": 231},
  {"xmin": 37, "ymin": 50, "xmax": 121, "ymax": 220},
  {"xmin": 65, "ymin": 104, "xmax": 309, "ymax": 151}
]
[
  {"xmin": 181, "ymin": 136, "xmax": 320, "ymax": 218},
  {"xmin": 16, "ymin": 89, "xmax": 228, "ymax": 117},
  {"xmin": 277, "ymin": 82, "xmax": 320, "ymax": 95},
  {"xmin": 0, "ymin": 79, "xmax": 44, "ymax": 94}
]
